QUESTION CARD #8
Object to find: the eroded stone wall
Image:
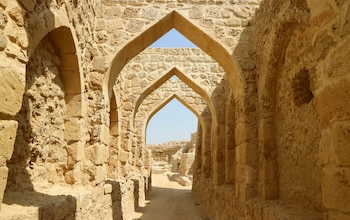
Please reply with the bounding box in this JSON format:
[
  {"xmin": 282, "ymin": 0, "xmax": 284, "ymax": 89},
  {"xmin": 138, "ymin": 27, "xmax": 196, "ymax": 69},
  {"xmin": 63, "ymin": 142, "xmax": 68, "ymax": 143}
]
[
  {"xmin": 1, "ymin": 0, "xmax": 349, "ymax": 219},
  {"xmin": 7, "ymin": 35, "xmax": 67, "ymax": 190},
  {"xmin": 253, "ymin": 0, "xmax": 350, "ymax": 219}
]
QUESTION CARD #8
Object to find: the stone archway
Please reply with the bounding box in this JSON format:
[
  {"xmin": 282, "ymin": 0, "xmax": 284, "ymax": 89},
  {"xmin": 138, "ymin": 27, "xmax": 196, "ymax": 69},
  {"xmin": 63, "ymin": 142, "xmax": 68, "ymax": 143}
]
[
  {"xmin": 134, "ymin": 67, "xmax": 216, "ymax": 122},
  {"xmin": 105, "ymin": 10, "xmax": 246, "ymax": 101},
  {"xmin": 255, "ymin": 0, "xmax": 312, "ymax": 200},
  {"xmin": 6, "ymin": 25, "xmax": 84, "ymax": 189},
  {"xmin": 132, "ymin": 67, "xmax": 216, "ymax": 179}
]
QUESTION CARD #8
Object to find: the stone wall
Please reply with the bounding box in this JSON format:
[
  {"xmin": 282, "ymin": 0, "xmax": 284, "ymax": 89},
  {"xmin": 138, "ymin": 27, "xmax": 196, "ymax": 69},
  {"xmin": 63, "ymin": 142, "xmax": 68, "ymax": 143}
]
[
  {"xmin": 0, "ymin": 0, "xmax": 349, "ymax": 219},
  {"xmin": 253, "ymin": 0, "xmax": 350, "ymax": 219},
  {"xmin": 7, "ymin": 35, "xmax": 67, "ymax": 190}
]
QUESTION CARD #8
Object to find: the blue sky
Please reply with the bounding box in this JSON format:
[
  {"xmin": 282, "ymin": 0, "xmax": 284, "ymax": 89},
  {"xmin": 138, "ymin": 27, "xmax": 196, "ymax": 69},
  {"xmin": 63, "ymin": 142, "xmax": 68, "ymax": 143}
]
[
  {"xmin": 149, "ymin": 29, "xmax": 197, "ymax": 48},
  {"xmin": 146, "ymin": 29, "xmax": 198, "ymax": 144}
]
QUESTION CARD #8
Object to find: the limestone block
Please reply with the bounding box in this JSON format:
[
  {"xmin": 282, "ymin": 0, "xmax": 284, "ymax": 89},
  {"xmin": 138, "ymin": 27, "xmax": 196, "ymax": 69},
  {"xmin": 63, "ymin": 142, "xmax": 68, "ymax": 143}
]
[
  {"xmin": 318, "ymin": 127, "xmax": 336, "ymax": 166},
  {"xmin": 0, "ymin": 66, "xmax": 25, "ymax": 116},
  {"xmin": 326, "ymin": 38, "xmax": 350, "ymax": 78},
  {"xmin": 65, "ymin": 93, "xmax": 83, "ymax": 117},
  {"xmin": 141, "ymin": 8, "xmax": 158, "ymax": 20},
  {"xmin": 16, "ymin": 27, "xmax": 28, "ymax": 49},
  {"xmin": 119, "ymin": 150, "xmax": 130, "ymax": 163},
  {"xmin": 235, "ymin": 122, "xmax": 245, "ymax": 145},
  {"xmin": 95, "ymin": 165, "xmax": 107, "ymax": 184},
  {"xmin": 66, "ymin": 142, "xmax": 84, "ymax": 162},
  {"xmin": 262, "ymin": 183, "xmax": 279, "ymax": 200},
  {"xmin": 60, "ymin": 70, "xmax": 81, "ymax": 94},
  {"xmin": 5, "ymin": 41, "xmax": 27, "ymax": 62},
  {"xmin": 110, "ymin": 123, "xmax": 119, "ymax": 136},
  {"xmin": 89, "ymin": 70, "xmax": 104, "ymax": 89},
  {"xmin": 307, "ymin": 0, "xmax": 335, "ymax": 26},
  {"xmin": 64, "ymin": 169, "xmax": 81, "ymax": 185},
  {"xmin": 263, "ymin": 159, "xmax": 276, "ymax": 185},
  {"xmin": 95, "ymin": 19, "xmax": 106, "ymax": 31},
  {"xmin": 0, "ymin": 32, "xmax": 7, "ymax": 51},
  {"xmin": 0, "ymin": 120, "xmax": 17, "ymax": 166},
  {"xmin": 228, "ymin": 17, "xmax": 242, "ymax": 27},
  {"xmin": 107, "ymin": 19, "xmax": 124, "ymax": 33},
  {"xmin": 231, "ymin": 6, "xmax": 250, "ymax": 19},
  {"xmin": 322, "ymin": 167, "xmax": 350, "ymax": 212},
  {"xmin": 101, "ymin": 124, "xmax": 110, "ymax": 146},
  {"xmin": 85, "ymin": 144, "xmax": 109, "ymax": 165},
  {"xmin": 331, "ymin": 121, "xmax": 350, "ymax": 166},
  {"xmin": 315, "ymin": 79, "xmax": 350, "ymax": 124},
  {"xmin": 60, "ymin": 54, "xmax": 79, "ymax": 71},
  {"xmin": 64, "ymin": 118, "xmax": 84, "ymax": 142},
  {"xmin": 104, "ymin": 6, "xmax": 121, "ymax": 19},
  {"xmin": 235, "ymin": 143, "xmax": 257, "ymax": 166},
  {"xmin": 341, "ymin": 6, "xmax": 350, "ymax": 37},
  {"xmin": 0, "ymin": 166, "xmax": 8, "ymax": 206},
  {"xmin": 7, "ymin": 4, "xmax": 23, "ymax": 26},
  {"xmin": 0, "ymin": 8, "xmax": 7, "ymax": 29},
  {"xmin": 258, "ymin": 121, "xmax": 275, "ymax": 141},
  {"xmin": 109, "ymin": 155, "xmax": 118, "ymax": 168},
  {"xmin": 17, "ymin": 0, "xmax": 35, "ymax": 12}
]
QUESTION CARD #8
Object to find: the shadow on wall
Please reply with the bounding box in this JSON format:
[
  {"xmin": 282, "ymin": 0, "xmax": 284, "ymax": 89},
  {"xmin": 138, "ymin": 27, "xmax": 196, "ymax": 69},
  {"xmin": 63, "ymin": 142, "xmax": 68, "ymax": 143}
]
[{"xmin": 105, "ymin": 180, "xmax": 123, "ymax": 220}]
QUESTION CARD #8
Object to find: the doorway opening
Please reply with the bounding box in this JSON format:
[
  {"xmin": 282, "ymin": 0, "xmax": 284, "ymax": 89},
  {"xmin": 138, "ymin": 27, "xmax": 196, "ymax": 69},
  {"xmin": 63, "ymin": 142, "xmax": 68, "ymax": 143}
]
[{"xmin": 146, "ymin": 98, "xmax": 197, "ymax": 182}]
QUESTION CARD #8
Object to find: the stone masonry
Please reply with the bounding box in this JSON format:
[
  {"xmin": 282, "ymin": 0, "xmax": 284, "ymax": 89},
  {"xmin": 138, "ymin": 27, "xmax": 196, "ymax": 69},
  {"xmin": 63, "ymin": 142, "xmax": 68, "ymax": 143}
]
[{"xmin": 0, "ymin": 0, "xmax": 350, "ymax": 219}]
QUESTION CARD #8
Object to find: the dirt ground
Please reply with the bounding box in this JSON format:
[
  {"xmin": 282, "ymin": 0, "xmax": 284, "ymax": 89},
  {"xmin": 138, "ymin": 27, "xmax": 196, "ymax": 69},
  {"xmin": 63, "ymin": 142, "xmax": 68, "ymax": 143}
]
[{"xmin": 132, "ymin": 173, "xmax": 207, "ymax": 220}]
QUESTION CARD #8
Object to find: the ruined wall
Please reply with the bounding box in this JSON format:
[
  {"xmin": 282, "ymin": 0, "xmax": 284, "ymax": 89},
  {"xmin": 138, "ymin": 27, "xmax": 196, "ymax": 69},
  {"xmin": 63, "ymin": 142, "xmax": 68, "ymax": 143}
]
[
  {"xmin": 3, "ymin": 0, "xmax": 349, "ymax": 219},
  {"xmin": 148, "ymin": 140, "xmax": 193, "ymax": 174},
  {"xmin": 7, "ymin": 35, "xmax": 67, "ymax": 190},
  {"xmin": 253, "ymin": 0, "xmax": 350, "ymax": 219},
  {"xmin": 0, "ymin": 0, "xmax": 139, "ymax": 218}
]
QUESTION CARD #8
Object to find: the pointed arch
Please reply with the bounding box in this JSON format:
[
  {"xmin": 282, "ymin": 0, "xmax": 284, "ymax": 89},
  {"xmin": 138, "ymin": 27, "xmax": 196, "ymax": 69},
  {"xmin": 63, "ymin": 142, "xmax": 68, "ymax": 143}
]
[
  {"xmin": 47, "ymin": 26, "xmax": 85, "ymax": 144},
  {"xmin": 105, "ymin": 11, "xmax": 245, "ymax": 102},
  {"xmin": 26, "ymin": 9, "xmax": 85, "ymax": 107},
  {"xmin": 145, "ymin": 94, "xmax": 203, "ymax": 136},
  {"xmin": 133, "ymin": 67, "xmax": 216, "ymax": 124}
]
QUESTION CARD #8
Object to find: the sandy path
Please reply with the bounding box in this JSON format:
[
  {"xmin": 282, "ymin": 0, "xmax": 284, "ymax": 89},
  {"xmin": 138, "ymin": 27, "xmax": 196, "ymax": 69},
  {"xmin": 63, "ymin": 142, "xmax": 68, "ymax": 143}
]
[{"xmin": 132, "ymin": 173, "xmax": 206, "ymax": 220}]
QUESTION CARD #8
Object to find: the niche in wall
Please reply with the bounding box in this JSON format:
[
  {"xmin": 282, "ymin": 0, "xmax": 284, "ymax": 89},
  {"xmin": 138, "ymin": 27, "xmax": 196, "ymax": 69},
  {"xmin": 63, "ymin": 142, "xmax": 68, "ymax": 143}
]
[{"xmin": 292, "ymin": 69, "xmax": 314, "ymax": 106}]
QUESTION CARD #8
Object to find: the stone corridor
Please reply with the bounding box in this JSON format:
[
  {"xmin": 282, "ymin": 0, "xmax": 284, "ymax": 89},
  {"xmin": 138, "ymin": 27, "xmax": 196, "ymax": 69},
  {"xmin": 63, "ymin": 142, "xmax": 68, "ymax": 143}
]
[{"xmin": 1, "ymin": 0, "xmax": 350, "ymax": 219}]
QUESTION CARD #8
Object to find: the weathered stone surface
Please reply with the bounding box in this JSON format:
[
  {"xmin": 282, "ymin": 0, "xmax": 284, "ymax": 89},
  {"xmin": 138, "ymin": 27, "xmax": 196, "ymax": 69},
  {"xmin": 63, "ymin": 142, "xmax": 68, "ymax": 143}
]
[
  {"xmin": 0, "ymin": 32, "xmax": 6, "ymax": 50},
  {"xmin": 85, "ymin": 144, "xmax": 109, "ymax": 166},
  {"xmin": 1, "ymin": 0, "xmax": 349, "ymax": 219},
  {"xmin": 331, "ymin": 121, "xmax": 350, "ymax": 166},
  {"xmin": 66, "ymin": 142, "xmax": 84, "ymax": 162},
  {"xmin": 65, "ymin": 118, "xmax": 84, "ymax": 142},
  {"xmin": 0, "ymin": 66, "xmax": 25, "ymax": 116},
  {"xmin": 315, "ymin": 78, "xmax": 350, "ymax": 124},
  {"xmin": 64, "ymin": 169, "xmax": 82, "ymax": 185},
  {"xmin": 0, "ymin": 120, "xmax": 17, "ymax": 166},
  {"xmin": 323, "ymin": 167, "xmax": 350, "ymax": 212},
  {"xmin": 0, "ymin": 166, "xmax": 9, "ymax": 209},
  {"xmin": 17, "ymin": 0, "xmax": 35, "ymax": 12},
  {"xmin": 119, "ymin": 150, "xmax": 130, "ymax": 163},
  {"xmin": 0, "ymin": 7, "xmax": 7, "ymax": 29}
]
